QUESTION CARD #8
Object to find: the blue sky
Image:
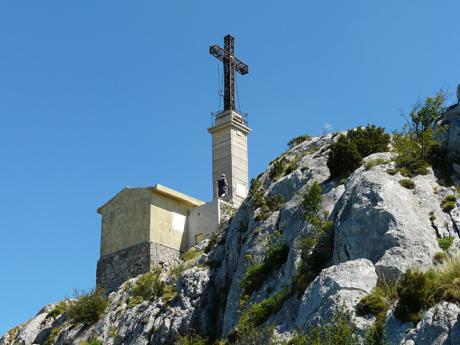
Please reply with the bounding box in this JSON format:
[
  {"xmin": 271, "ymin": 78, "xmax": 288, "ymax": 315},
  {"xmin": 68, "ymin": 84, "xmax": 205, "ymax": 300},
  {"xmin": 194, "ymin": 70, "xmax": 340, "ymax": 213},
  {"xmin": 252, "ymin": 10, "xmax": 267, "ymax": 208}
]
[{"xmin": 1, "ymin": 0, "xmax": 459, "ymax": 334}]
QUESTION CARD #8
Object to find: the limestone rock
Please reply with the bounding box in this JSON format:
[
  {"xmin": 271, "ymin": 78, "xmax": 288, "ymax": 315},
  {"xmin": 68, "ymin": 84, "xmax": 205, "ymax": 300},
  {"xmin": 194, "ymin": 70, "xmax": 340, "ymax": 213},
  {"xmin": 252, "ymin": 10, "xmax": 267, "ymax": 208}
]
[
  {"xmin": 333, "ymin": 155, "xmax": 452, "ymax": 281},
  {"xmin": 438, "ymin": 103, "xmax": 460, "ymax": 164},
  {"xmin": 401, "ymin": 302, "xmax": 460, "ymax": 345},
  {"xmin": 295, "ymin": 259, "xmax": 377, "ymax": 334}
]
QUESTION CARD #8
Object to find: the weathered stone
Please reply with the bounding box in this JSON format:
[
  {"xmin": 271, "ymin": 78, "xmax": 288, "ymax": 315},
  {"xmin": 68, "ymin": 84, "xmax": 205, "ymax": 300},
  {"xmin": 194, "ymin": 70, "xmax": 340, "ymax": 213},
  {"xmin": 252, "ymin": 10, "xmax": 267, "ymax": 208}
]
[
  {"xmin": 333, "ymin": 155, "xmax": 448, "ymax": 281},
  {"xmin": 401, "ymin": 302, "xmax": 460, "ymax": 345},
  {"xmin": 294, "ymin": 259, "xmax": 377, "ymax": 334},
  {"xmin": 97, "ymin": 241, "xmax": 180, "ymax": 293}
]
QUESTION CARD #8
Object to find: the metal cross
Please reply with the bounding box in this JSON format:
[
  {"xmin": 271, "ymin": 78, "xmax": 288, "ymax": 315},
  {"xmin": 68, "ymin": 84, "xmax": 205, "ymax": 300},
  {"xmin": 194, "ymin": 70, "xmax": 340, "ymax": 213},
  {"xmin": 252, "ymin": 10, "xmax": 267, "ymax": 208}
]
[{"xmin": 210, "ymin": 34, "xmax": 248, "ymax": 112}]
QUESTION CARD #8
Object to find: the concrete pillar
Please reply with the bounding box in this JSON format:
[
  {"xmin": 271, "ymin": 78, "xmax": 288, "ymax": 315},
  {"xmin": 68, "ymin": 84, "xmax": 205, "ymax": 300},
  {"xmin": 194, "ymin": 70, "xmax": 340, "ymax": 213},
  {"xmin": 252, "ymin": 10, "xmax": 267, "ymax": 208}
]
[{"xmin": 208, "ymin": 110, "xmax": 251, "ymax": 206}]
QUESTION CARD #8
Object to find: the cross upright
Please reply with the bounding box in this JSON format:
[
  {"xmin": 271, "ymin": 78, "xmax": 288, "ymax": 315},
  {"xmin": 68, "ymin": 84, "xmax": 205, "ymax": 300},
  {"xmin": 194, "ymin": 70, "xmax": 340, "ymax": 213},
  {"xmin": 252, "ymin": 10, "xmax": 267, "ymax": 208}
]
[{"xmin": 210, "ymin": 34, "xmax": 248, "ymax": 111}]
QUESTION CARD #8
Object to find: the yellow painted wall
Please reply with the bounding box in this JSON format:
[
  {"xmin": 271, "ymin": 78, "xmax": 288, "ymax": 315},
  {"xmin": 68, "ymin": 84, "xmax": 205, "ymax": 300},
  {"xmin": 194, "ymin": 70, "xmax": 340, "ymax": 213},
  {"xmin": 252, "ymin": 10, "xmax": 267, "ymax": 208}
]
[
  {"xmin": 99, "ymin": 189, "xmax": 151, "ymax": 257},
  {"xmin": 149, "ymin": 192, "xmax": 191, "ymax": 252}
]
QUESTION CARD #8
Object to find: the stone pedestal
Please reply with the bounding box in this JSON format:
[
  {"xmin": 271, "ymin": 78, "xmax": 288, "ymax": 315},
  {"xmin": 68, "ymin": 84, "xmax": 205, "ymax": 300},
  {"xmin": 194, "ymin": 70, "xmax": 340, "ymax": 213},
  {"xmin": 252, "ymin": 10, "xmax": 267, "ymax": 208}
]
[{"xmin": 208, "ymin": 110, "xmax": 251, "ymax": 206}]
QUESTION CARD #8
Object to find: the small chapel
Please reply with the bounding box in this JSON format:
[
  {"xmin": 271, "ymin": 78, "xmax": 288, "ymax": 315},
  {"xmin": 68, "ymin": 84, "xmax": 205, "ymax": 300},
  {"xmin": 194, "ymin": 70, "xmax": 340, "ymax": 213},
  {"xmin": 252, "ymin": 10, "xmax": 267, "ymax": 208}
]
[{"xmin": 96, "ymin": 35, "xmax": 251, "ymax": 292}]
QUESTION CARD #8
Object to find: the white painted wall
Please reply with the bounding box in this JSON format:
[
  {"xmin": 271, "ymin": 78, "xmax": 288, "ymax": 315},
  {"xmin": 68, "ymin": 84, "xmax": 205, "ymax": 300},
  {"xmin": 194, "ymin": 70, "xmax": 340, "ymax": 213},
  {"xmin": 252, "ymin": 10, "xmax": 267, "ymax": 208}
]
[{"xmin": 187, "ymin": 199, "xmax": 220, "ymax": 248}]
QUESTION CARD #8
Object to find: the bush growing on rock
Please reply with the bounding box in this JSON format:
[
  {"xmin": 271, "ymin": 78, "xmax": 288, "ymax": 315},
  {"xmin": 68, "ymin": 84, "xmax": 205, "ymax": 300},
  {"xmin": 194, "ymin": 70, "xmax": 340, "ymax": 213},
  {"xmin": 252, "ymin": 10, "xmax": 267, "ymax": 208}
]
[
  {"xmin": 394, "ymin": 269, "xmax": 436, "ymax": 323},
  {"xmin": 437, "ymin": 236, "xmax": 454, "ymax": 251},
  {"xmin": 127, "ymin": 267, "xmax": 165, "ymax": 307},
  {"xmin": 287, "ymin": 309, "xmax": 360, "ymax": 345},
  {"xmin": 67, "ymin": 287, "xmax": 108, "ymax": 326},
  {"xmin": 241, "ymin": 233, "xmax": 289, "ymax": 296},
  {"xmin": 288, "ymin": 134, "xmax": 310, "ymax": 149},
  {"xmin": 441, "ymin": 195, "xmax": 457, "ymax": 213},
  {"xmin": 399, "ymin": 178, "xmax": 416, "ymax": 189},
  {"xmin": 394, "ymin": 92, "xmax": 447, "ymax": 177},
  {"xmin": 175, "ymin": 335, "xmax": 208, "ymax": 345},
  {"xmin": 327, "ymin": 125, "xmax": 390, "ymax": 179}
]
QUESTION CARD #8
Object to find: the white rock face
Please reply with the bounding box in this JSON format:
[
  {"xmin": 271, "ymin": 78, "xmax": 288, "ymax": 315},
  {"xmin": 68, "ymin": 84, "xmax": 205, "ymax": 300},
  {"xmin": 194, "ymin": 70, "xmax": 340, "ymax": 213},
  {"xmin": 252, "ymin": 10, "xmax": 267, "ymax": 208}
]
[
  {"xmin": 401, "ymin": 302, "xmax": 460, "ymax": 345},
  {"xmin": 295, "ymin": 259, "xmax": 377, "ymax": 333},
  {"xmin": 333, "ymin": 154, "xmax": 454, "ymax": 280}
]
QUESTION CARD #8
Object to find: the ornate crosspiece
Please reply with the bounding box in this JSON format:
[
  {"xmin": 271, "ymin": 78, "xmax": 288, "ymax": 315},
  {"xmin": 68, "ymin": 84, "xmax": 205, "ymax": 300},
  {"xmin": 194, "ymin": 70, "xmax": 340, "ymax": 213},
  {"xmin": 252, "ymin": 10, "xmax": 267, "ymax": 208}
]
[{"xmin": 210, "ymin": 34, "xmax": 248, "ymax": 111}]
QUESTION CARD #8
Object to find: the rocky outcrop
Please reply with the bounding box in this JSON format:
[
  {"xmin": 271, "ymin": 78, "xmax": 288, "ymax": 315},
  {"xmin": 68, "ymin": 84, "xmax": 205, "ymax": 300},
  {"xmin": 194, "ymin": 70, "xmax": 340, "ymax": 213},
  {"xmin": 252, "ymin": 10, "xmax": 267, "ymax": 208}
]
[
  {"xmin": 401, "ymin": 302, "xmax": 460, "ymax": 345},
  {"xmin": 295, "ymin": 259, "xmax": 377, "ymax": 333},
  {"xmin": 2, "ymin": 126, "xmax": 460, "ymax": 345},
  {"xmin": 333, "ymin": 153, "xmax": 455, "ymax": 280}
]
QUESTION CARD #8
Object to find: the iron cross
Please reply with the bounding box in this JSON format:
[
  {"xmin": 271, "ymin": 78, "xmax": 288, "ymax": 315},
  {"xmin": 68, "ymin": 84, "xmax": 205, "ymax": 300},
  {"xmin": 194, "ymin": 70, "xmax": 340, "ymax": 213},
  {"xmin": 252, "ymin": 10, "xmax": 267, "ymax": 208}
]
[{"xmin": 210, "ymin": 34, "xmax": 248, "ymax": 112}]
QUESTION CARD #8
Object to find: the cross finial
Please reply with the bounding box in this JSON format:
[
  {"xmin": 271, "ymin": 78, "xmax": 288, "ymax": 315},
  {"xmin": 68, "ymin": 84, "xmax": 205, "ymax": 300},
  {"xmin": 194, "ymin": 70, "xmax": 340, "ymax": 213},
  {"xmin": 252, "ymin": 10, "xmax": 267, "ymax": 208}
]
[{"xmin": 210, "ymin": 35, "xmax": 248, "ymax": 112}]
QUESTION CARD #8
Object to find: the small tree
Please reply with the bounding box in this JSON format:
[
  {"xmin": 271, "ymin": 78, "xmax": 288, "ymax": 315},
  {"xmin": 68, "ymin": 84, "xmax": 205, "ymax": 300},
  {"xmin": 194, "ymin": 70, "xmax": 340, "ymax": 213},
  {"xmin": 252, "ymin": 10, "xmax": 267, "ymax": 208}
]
[{"xmin": 327, "ymin": 135, "xmax": 362, "ymax": 179}]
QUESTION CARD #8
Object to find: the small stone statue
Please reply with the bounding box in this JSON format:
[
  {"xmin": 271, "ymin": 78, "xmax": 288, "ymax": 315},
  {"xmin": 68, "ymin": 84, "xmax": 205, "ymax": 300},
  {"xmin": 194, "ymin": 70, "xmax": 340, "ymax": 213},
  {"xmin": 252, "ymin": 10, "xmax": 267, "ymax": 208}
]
[{"xmin": 457, "ymin": 84, "xmax": 460, "ymax": 103}]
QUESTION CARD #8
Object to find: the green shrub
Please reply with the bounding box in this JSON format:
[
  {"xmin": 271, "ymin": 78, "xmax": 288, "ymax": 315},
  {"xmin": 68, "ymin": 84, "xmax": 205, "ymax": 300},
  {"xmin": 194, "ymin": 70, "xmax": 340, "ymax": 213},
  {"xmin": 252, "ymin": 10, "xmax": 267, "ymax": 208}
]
[
  {"xmin": 127, "ymin": 267, "xmax": 165, "ymax": 307},
  {"xmin": 182, "ymin": 247, "xmax": 204, "ymax": 261},
  {"xmin": 241, "ymin": 234, "xmax": 289, "ymax": 296},
  {"xmin": 270, "ymin": 158, "xmax": 288, "ymax": 181},
  {"xmin": 327, "ymin": 135, "xmax": 362, "ymax": 180},
  {"xmin": 347, "ymin": 125, "xmax": 390, "ymax": 158},
  {"xmin": 80, "ymin": 339, "xmax": 104, "ymax": 345},
  {"xmin": 294, "ymin": 180, "xmax": 334, "ymax": 293},
  {"xmin": 394, "ymin": 269, "xmax": 436, "ymax": 323},
  {"xmin": 67, "ymin": 287, "xmax": 108, "ymax": 326},
  {"xmin": 47, "ymin": 300, "xmax": 69, "ymax": 319},
  {"xmin": 286, "ymin": 309, "xmax": 360, "ymax": 345},
  {"xmin": 327, "ymin": 125, "xmax": 390, "ymax": 180},
  {"xmin": 255, "ymin": 194, "xmax": 285, "ymax": 222},
  {"xmin": 393, "ymin": 92, "xmax": 447, "ymax": 177},
  {"xmin": 386, "ymin": 168, "xmax": 398, "ymax": 175},
  {"xmin": 432, "ymin": 255, "xmax": 460, "ymax": 304},
  {"xmin": 399, "ymin": 179, "xmax": 415, "ymax": 189},
  {"xmin": 43, "ymin": 327, "xmax": 62, "ymax": 345},
  {"xmin": 175, "ymin": 335, "xmax": 208, "ymax": 345},
  {"xmin": 239, "ymin": 287, "xmax": 290, "ymax": 328},
  {"xmin": 437, "ymin": 237, "xmax": 454, "ymax": 251},
  {"xmin": 433, "ymin": 251, "xmax": 448, "ymax": 265},
  {"xmin": 355, "ymin": 282, "xmax": 397, "ymax": 345},
  {"xmin": 285, "ymin": 156, "xmax": 301, "ymax": 176},
  {"xmin": 288, "ymin": 134, "xmax": 310, "ymax": 149},
  {"xmin": 364, "ymin": 158, "xmax": 388, "ymax": 170},
  {"xmin": 441, "ymin": 195, "xmax": 457, "ymax": 213}
]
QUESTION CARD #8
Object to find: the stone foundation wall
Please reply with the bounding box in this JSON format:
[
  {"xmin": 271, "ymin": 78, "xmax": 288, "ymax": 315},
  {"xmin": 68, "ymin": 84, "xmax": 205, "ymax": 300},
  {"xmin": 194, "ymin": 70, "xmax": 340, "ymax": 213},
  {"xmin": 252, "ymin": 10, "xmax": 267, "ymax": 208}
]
[{"xmin": 97, "ymin": 241, "xmax": 180, "ymax": 293}]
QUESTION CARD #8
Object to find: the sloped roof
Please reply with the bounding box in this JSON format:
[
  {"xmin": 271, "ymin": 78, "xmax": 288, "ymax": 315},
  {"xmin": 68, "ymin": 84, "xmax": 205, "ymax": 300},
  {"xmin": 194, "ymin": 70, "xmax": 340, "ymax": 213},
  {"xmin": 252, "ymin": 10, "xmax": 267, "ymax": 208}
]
[{"xmin": 97, "ymin": 184, "xmax": 205, "ymax": 214}]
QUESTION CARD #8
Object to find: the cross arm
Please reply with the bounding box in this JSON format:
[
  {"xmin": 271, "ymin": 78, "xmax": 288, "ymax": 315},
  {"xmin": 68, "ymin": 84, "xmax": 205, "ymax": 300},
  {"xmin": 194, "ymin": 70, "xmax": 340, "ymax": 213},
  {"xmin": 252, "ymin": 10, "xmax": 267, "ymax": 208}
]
[{"xmin": 209, "ymin": 45, "xmax": 249, "ymax": 75}]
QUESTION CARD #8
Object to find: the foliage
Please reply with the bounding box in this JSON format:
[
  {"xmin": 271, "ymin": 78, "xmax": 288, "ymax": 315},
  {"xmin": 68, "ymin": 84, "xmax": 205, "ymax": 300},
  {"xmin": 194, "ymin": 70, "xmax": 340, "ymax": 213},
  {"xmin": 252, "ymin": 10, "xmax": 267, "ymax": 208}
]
[
  {"xmin": 432, "ymin": 255, "xmax": 460, "ymax": 304},
  {"xmin": 270, "ymin": 158, "xmax": 288, "ymax": 181},
  {"xmin": 127, "ymin": 267, "xmax": 165, "ymax": 307},
  {"xmin": 284, "ymin": 156, "xmax": 302, "ymax": 176},
  {"xmin": 303, "ymin": 181, "xmax": 323, "ymax": 218},
  {"xmin": 47, "ymin": 300, "xmax": 69, "ymax": 319},
  {"xmin": 399, "ymin": 178, "xmax": 415, "ymax": 189},
  {"xmin": 229, "ymin": 326, "xmax": 277, "ymax": 345},
  {"xmin": 347, "ymin": 125, "xmax": 391, "ymax": 158},
  {"xmin": 255, "ymin": 194, "xmax": 285, "ymax": 222},
  {"xmin": 327, "ymin": 135, "xmax": 362, "ymax": 180},
  {"xmin": 393, "ymin": 92, "xmax": 447, "ymax": 177},
  {"xmin": 67, "ymin": 287, "xmax": 108, "ymax": 326},
  {"xmin": 327, "ymin": 125, "xmax": 390, "ymax": 180},
  {"xmin": 182, "ymin": 247, "xmax": 204, "ymax": 262},
  {"xmin": 43, "ymin": 327, "xmax": 62, "ymax": 345},
  {"xmin": 394, "ymin": 269, "xmax": 436, "ymax": 323},
  {"xmin": 80, "ymin": 339, "xmax": 104, "ymax": 345},
  {"xmin": 241, "ymin": 233, "xmax": 290, "ymax": 296},
  {"xmin": 441, "ymin": 195, "xmax": 457, "ymax": 213},
  {"xmin": 437, "ymin": 237, "xmax": 454, "ymax": 251},
  {"xmin": 364, "ymin": 158, "xmax": 389, "ymax": 170},
  {"xmin": 294, "ymin": 181, "xmax": 334, "ymax": 293},
  {"xmin": 239, "ymin": 287, "xmax": 291, "ymax": 328},
  {"xmin": 356, "ymin": 281, "xmax": 397, "ymax": 344},
  {"xmin": 286, "ymin": 309, "xmax": 360, "ymax": 345},
  {"xmin": 175, "ymin": 335, "xmax": 208, "ymax": 345},
  {"xmin": 288, "ymin": 134, "xmax": 310, "ymax": 149},
  {"xmin": 433, "ymin": 251, "xmax": 448, "ymax": 265}
]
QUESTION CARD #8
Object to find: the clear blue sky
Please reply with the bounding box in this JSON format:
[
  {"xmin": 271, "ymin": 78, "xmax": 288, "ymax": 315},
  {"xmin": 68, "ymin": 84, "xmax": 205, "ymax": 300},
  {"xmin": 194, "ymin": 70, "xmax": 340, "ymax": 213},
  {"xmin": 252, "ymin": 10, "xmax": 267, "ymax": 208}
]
[{"xmin": 1, "ymin": 0, "xmax": 459, "ymax": 334}]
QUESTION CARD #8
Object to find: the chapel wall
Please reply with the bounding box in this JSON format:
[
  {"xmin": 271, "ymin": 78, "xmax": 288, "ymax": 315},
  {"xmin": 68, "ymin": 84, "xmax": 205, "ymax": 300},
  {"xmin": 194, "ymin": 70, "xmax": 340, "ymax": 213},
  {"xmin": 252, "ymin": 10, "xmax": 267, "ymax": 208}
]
[{"xmin": 99, "ymin": 189, "xmax": 151, "ymax": 257}]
